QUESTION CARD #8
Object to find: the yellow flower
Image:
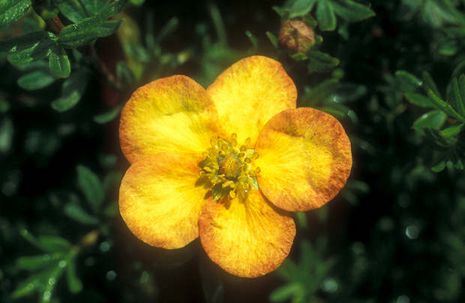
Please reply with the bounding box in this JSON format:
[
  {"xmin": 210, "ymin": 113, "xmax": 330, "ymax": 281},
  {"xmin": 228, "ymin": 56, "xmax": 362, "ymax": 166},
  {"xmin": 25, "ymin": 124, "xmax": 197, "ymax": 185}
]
[{"xmin": 118, "ymin": 56, "xmax": 352, "ymax": 278}]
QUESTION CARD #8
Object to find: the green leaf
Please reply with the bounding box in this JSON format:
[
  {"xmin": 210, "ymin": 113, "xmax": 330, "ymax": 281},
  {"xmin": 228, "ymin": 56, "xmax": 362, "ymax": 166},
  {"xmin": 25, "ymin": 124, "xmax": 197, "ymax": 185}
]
[
  {"xmin": 16, "ymin": 254, "xmax": 61, "ymax": 271},
  {"xmin": 129, "ymin": 0, "xmax": 145, "ymax": 6},
  {"xmin": 287, "ymin": 0, "xmax": 317, "ymax": 18},
  {"xmin": 449, "ymin": 75, "xmax": 465, "ymax": 116},
  {"xmin": 432, "ymin": 161, "xmax": 446, "ymax": 172},
  {"xmin": 20, "ymin": 229, "xmax": 70, "ymax": 253},
  {"xmin": 0, "ymin": 118, "xmax": 13, "ymax": 153},
  {"xmin": 58, "ymin": 0, "xmax": 126, "ymax": 23},
  {"xmin": 18, "ymin": 70, "xmax": 55, "ymax": 90},
  {"xmin": 395, "ymin": 70, "xmax": 422, "ymax": 92},
  {"xmin": 404, "ymin": 92, "xmax": 434, "ymax": 108},
  {"xmin": 266, "ymin": 31, "xmax": 279, "ymax": 48},
  {"xmin": 413, "ymin": 110, "xmax": 447, "ymax": 130},
  {"xmin": 40, "ymin": 264, "xmax": 66, "ymax": 303},
  {"xmin": 64, "ymin": 201, "xmax": 99, "ymax": 225},
  {"xmin": 245, "ymin": 30, "xmax": 258, "ymax": 50},
  {"xmin": 66, "ymin": 255, "xmax": 83, "ymax": 293},
  {"xmin": 157, "ymin": 17, "xmax": 179, "ymax": 42},
  {"xmin": 295, "ymin": 212, "xmax": 308, "ymax": 228},
  {"xmin": 51, "ymin": 69, "xmax": 88, "ymax": 112},
  {"xmin": 422, "ymin": 71, "xmax": 440, "ymax": 96},
  {"xmin": 316, "ymin": 0, "xmax": 336, "ymax": 31},
  {"xmin": 12, "ymin": 272, "xmax": 45, "ymax": 298},
  {"xmin": 332, "ymin": 0, "xmax": 375, "ymax": 22},
  {"xmin": 270, "ymin": 283, "xmax": 302, "ymax": 302},
  {"xmin": 49, "ymin": 46, "xmax": 71, "ymax": 78},
  {"xmin": 307, "ymin": 50, "xmax": 340, "ymax": 73},
  {"xmin": 93, "ymin": 105, "xmax": 122, "ymax": 124},
  {"xmin": 427, "ymin": 89, "xmax": 465, "ymax": 122},
  {"xmin": 59, "ymin": 18, "xmax": 121, "ymax": 48},
  {"xmin": 36, "ymin": 236, "xmax": 71, "ymax": 253},
  {"xmin": 77, "ymin": 165, "xmax": 104, "ymax": 211},
  {"xmin": 441, "ymin": 124, "xmax": 464, "ymax": 138},
  {"xmin": 6, "ymin": 32, "xmax": 54, "ymax": 66},
  {"xmin": 57, "ymin": 0, "xmax": 89, "ymax": 23},
  {"xmin": 116, "ymin": 61, "xmax": 135, "ymax": 85},
  {"xmin": 303, "ymin": 78, "xmax": 339, "ymax": 103},
  {"xmin": 0, "ymin": 0, "xmax": 32, "ymax": 27}
]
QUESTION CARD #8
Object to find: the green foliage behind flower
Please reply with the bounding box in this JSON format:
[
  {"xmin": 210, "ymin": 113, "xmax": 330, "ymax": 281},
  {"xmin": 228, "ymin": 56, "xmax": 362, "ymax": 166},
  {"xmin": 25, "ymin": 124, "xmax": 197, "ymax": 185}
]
[{"xmin": 1, "ymin": 0, "xmax": 465, "ymax": 302}]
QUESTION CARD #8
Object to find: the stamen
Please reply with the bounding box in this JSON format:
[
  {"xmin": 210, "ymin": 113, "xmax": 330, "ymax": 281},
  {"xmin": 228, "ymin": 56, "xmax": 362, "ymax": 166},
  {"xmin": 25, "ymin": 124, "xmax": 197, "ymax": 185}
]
[{"xmin": 198, "ymin": 134, "xmax": 259, "ymax": 202}]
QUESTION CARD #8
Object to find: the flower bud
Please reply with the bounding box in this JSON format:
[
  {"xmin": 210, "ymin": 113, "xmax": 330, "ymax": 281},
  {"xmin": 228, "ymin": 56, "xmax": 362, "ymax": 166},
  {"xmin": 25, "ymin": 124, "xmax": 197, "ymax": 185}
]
[{"xmin": 279, "ymin": 20, "xmax": 315, "ymax": 53}]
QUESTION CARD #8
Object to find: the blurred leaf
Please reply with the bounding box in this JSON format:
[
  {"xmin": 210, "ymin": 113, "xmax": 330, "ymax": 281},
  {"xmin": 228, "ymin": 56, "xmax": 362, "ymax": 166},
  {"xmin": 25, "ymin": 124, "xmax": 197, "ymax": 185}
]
[
  {"xmin": 40, "ymin": 263, "xmax": 66, "ymax": 303},
  {"xmin": 58, "ymin": 0, "xmax": 126, "ymax": 23},
  {"xmin": 266, "ymin": 31, "xmax": 279, "ymax": 48},
  {"xmin": 57, "ymin": 0, "xmax": 90, "ymax": 23},
  {"xmin": 303, "ymin": 78, "xmax": 339, "ymax": 103},
  {"xmin": 19, "ymin": 229, "xmax": 70, "ymax": 253},
  {"xmin": 51, "ymin": 68, "xmax": 88, "ymax": 112},
  {"xmin": 245, "ymin": 30, "xmax": 258, "ymax": 51},
  {"xmin": 432, "ymin": 160, "xmax": 446, "ymax": 172},
  {"xmin": 116, "ymin": 61, "xmax": 135, "ymax": 85},
  {"xmin": 427, "ymin": 89, "xmax": 465, "ymax": 122},
  {"xmin": 0, "ymin": 0, "xmax": 31, "ymax": 27},
  {"xmin": 129, "ymin": 0, "xmax": 145, "ymax": 6},
  {"xmin": 332, "ymin": 0, "xmax": 375, "ymax": 22},
  {"xmin": 422, "ymin": 71, "xmax": 440, "ymax": 96},
  {"xmin": 295, "ymin": 212, "xmax": 308, "ymax": 228},
  {"xmin": 64, "ymin": 201, "xmax": 99, "ymax": 225},
  {"xmin": 6, "ymin": 32, "xmax": 54, "ymax": 66},
  {"xmin": 66, "ymin": 254, "xmax": 83, "ymax": 293},
  {"xmin": 396, "ymin": 70, "xmax": 422, "ymax": 92},
  {"xmin": 157, "ymin": 17, "xmax": 179, "ymax": 42},
  {"xmin": 441, "ymin": 124, "xmax": 464, "ymax": 138},
  {"xmin": 59, "ymin": 18, "xmax": 121, "ymax": 48},
  {"xmin": 404, "ymin": 92, "xmax": 434, "ymax": 108},
  {"xmin": 286, "ymin": 0, "xmax": 317, "ymax": 18},
  {"xmin": 0, "ymin": 118, "xmax": 13, "ymax": 153},
  {"xmin": 93, "ymin": 105, "xmax": 122, "ymax": 124},
  {"xmin": 16, "ymin": 254, "xmax": 61, "ymax": 271},
  {"xmin": 413, "ymin": 110, "xmax": 447, "ymax": 130},
  {"xmin": 449, "ymin": 75, "xmax": 465, "ymax": 116},
  {"xmin": 36, "ymin": 236, "xmax": 71, "ymax": 253},
  {"xmin": 270, "ymin": 283, "xmax": 302, "ymax": 302},
  {"xmin": 316, "ymin": 0, "xmax": 336, "ymax": 31},
  {"xmin": 308, "ymin": 50, "xmax": 339, "ymax": 73},
  {"xmin": 48, "ymin": 46, "xmax": 71, "ymax": 78},
  {"xmin": 18, "ymin": 70, "xmax": 55, "ymax": 90},
  {"xmin": 77, "ymin": 165, "xmax": 104, "ymax": 212},
  {"xmin": 12, "ymin": 271, "xmax": 47, "ymax": 298}
]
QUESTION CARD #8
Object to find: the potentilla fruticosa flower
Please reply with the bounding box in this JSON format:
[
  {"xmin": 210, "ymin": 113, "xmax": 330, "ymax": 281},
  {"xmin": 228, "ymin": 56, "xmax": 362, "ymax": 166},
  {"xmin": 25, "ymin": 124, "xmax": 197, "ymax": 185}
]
[{"xmin": 119, "ymin": 56, "xmax": 352, "ymax": 278}]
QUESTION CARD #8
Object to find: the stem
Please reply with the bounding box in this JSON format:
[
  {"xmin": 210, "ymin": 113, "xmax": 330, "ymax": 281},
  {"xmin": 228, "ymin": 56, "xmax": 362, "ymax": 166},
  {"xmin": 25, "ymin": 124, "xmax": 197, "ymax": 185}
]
[{"xmin": 90, "ymin": 45, "xmax": 125, "ymax": 92}]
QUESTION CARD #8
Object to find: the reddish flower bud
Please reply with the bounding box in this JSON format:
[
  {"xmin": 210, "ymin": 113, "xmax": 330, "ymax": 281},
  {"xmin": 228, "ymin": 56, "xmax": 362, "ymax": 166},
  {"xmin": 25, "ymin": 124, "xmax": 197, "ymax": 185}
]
[{"xmin": 279, "ymin": 20, "xmax": 315, "ymax": 53}]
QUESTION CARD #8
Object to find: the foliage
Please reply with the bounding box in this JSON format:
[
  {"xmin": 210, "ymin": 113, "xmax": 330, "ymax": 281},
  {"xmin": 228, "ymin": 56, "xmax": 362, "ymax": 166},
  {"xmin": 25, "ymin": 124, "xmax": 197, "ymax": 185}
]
[{"xmin": 1, "ymin": 0, "xmax": 465, "ymax": 302}]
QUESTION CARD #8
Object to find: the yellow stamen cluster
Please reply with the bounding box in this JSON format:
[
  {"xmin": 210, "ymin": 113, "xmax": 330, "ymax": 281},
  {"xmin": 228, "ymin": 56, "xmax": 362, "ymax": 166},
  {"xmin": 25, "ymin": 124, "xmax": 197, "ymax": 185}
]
[{"xmin": 199, "ymin": 134, "xmax": 259, "ymax": 202}]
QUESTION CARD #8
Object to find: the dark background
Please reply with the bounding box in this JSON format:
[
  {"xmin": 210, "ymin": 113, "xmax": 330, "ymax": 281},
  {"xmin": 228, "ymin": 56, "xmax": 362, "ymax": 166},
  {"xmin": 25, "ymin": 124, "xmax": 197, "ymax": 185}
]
[{"xmin": 1, "ymin": 0, "xmax": 465, "ymax": 302}]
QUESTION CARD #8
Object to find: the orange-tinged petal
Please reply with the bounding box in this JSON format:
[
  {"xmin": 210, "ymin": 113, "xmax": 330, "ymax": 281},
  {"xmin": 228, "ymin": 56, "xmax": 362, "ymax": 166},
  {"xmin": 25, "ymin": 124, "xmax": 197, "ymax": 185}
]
[
  {"xmin": 207, "ymin": 56, "xmax": 297, "ymax": 145},
  {"xmin": 255, "ymin": 108, "xmax": 352, "ymax": 212},
  {"xmin": 120, "ymin": 75, "xmax": 221, "ymax": 163},
  {"xmin": 198, "ymin": 189, "xmax": 296, "ymax": 278},
  {"xmin": 119, "ymin": 153, "xmax": 206, "ymax": 249}
]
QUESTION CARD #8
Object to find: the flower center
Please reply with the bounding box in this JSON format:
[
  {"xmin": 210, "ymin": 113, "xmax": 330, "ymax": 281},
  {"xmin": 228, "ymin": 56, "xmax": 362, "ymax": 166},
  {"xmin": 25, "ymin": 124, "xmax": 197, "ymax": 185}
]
[{"xmin": 199, "ymin": 134, "xmax": 259, "ymax": 202}]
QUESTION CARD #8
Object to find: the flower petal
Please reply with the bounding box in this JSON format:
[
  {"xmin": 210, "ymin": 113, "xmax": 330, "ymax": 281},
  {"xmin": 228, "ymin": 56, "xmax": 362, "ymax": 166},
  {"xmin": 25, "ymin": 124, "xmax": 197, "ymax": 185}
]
[
  {"xmin": 207, "ymin": 56, "xmax": 297, "ymax": 145},
  {"xmin": 120, "ymin": 75, "xmax": 221, "ymax": 163},
  {"xmin": 198, "ymin": 189, "xmax": 296, "ymax": 278},
  {"xmin": 119, "ymin": 153, "xmax": 206, "ymax": 249},
  {"xmin": 255, "ymin": 108, "xmax": 352, "ymax": 212}
]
